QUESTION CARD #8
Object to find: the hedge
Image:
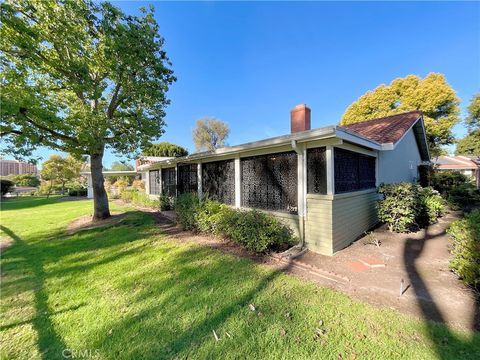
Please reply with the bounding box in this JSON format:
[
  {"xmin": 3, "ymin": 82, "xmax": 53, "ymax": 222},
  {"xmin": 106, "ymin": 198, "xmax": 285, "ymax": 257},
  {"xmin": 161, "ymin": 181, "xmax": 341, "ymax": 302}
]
[
  {"xmin": 447, "ymin": 209, "xmax": 480, "ymax": 290},
  {"xmin": 175, "ymin": 193, "xmax": 296, "ymax": 253}
]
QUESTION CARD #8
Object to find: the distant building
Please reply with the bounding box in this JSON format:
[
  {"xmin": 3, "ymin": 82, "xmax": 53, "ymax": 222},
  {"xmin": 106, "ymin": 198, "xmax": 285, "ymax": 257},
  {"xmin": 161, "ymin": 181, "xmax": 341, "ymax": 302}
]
[
  {"xmin": 433, "ymin": 155, "xmax": 480, "ymax": 188},
  {"xmin": 0, "ymin": 159, "xmax": 38, "ymax": 176}
]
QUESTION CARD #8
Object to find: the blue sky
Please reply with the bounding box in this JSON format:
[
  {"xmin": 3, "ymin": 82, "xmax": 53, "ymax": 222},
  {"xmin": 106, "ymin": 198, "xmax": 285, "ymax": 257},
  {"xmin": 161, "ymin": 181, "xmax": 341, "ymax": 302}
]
[{"xmin": 6, "ymin": 1, "xmax": 480, "ymax": 167}]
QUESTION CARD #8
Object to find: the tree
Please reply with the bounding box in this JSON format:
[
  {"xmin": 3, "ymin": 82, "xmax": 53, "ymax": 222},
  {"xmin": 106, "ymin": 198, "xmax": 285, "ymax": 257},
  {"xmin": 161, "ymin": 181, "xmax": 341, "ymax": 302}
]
[
  {"xmin": 9, "ymin": 174, "xmax": 40, "ymax": 187},
  {"xmin": 340, "ymin": 73, "xmax": 460, "ymax": 157},
  {"xmin": 40, "ymin": 155, "xmax": 82, "ymax": 196},
  {"xmin": 0, "ymin": 0, "xmax": 175, "ymax": 220},
  {"xmin": 142, "ymin": 142, "xmax": 188, "ymax": 157},
  {"xmin": 107, "ymin": 160, "xmax": 134, "ymax": 183},
  {"xmin": 465, "ymin": 93, "xmax": 480, "ymax": 131},
  {"xmin": 455, "ymin": 131, "xmax": 480, "ymax": 156},
  {"xmin": 192, "ymin": 118, "xmax": 229, "ymax": 152},
  {"xmin": 456, "ymin": 94, "xmax": 480, "ymax": 156}
]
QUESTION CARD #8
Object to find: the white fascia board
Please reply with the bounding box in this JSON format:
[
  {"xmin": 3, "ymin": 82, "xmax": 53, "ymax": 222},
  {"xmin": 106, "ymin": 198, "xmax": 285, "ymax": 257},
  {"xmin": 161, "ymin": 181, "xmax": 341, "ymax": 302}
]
[
  {"xmin": 334, "ymin": 126, "xmax": 383, "ymax": 150},
  {"xmin": 146, "ymin": 126, "xmax": 339, "ymax": 170}
]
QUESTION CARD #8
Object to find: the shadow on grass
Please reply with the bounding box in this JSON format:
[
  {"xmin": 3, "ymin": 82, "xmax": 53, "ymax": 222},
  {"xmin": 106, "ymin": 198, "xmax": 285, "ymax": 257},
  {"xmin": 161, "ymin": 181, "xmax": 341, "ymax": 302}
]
[
  {"xmin": 0, "ymin": 211, "xmax": 161, "ymax": 359},
  {"xmin": 404, "ymin": 225, "xmax": 480, "ymax": 359}
]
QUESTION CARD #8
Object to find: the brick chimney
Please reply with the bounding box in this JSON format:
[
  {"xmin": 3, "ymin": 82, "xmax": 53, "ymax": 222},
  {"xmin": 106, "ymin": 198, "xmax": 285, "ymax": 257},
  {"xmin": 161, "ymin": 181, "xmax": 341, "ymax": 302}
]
[{"xmin": 290, "ymin": 104, "xmax": 311, "ymax": 133}]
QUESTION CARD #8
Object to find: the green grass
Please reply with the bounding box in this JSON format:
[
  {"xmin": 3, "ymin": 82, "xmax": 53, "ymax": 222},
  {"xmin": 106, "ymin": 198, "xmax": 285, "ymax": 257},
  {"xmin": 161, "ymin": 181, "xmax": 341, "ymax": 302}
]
[{"xmin": 1, "ymin": 197, "xmax": 479, "ymax": 359}]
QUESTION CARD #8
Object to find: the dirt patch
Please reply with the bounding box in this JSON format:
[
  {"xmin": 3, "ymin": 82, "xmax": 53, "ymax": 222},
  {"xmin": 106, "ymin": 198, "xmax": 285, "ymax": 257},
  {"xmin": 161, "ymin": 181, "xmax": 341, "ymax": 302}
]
[
  {"xmin": 0, "ymin": 236, "xmax": 14, "ymax": 252},
  {"xmin": 66, "ymin": 212, "xmax": 127, "ymax": 235}
]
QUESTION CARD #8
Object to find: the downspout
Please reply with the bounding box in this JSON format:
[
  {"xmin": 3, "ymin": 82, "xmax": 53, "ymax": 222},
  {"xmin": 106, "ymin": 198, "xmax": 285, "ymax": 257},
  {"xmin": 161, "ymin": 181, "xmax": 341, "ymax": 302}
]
[{"xmin": 292, "ymin": 139, "xmax": 306, "ymax": 249}]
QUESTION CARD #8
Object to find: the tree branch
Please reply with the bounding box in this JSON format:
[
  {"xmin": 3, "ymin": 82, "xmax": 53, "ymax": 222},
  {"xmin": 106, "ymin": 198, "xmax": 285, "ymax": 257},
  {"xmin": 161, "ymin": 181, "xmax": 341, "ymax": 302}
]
[{"xmin": 107, "ymin": 82, "xmax": 122, "ymax": 118}]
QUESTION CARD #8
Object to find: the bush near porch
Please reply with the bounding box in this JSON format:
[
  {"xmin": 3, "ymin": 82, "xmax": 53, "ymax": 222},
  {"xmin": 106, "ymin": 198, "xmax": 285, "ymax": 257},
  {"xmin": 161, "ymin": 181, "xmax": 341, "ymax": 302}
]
[
  {"xmin": 377, "ymin": 183, "xmax": 445, "ymax": 233},
  {"xmin": 175, "ymin": 193, "xmax": 296, "ymax": 253},
  {"xmin": 447, "ymin": 209, "xmax": 480, "ymax": 290}
]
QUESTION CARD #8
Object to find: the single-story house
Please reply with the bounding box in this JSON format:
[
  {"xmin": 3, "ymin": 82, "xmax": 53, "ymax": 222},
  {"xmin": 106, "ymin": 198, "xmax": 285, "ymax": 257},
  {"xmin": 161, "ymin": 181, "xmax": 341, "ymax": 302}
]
[
  {"xmin": 432, "ymin": 155, "xmax": 480, "ymax": 188},
  {"xmin": 128, "ymin": 105, "xmax": 430, "ymax": 255}
]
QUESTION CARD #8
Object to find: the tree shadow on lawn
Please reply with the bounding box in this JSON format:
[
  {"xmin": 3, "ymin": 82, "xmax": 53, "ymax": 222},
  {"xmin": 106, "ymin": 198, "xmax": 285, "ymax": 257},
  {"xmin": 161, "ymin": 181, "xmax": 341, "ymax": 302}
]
[
  {"xmin": 0, "ymin": 211, "xmax": 162, "ymax": 360},
  {"xmin": 88, "ymin": 244, "xmax": 293, "ymax": 359},
  {"xmin": 404, "ymin": 225, "xmax": 480, "ymax": 360}
]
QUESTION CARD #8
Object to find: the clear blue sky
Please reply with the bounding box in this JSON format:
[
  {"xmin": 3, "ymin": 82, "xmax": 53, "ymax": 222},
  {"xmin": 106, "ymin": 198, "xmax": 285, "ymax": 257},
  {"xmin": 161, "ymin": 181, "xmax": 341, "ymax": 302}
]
[{"xmin": 7, "ymin": 1, "xmax": 480, "ymax": 167}]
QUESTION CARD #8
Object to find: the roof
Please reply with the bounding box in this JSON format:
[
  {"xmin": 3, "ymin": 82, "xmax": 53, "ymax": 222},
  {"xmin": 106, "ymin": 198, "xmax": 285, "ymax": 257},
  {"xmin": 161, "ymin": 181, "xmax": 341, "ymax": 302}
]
[
  {"xmin": 340, "ymin": 111, "xmax": 423, "ymax": 144},
  {"xmin": 433, "ymin": 156, "xmax": 479, "ymax": 170},
  {"xmin": 140, "ymin": 110, "xmax": 430, "ymax": 170}
]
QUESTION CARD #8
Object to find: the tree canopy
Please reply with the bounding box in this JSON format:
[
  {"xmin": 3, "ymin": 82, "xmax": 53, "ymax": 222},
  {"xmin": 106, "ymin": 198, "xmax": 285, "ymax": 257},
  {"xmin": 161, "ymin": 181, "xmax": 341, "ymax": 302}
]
[
  {"xmin": 40, "ymin": 154, "xmax": 82, "ymax": 194},
  {"xmin": 142, "ymin": 142, "xmax": 188, "ymax": 157},
  {"xmin": 456, "ymin": 94, "xmax": 480, "ymax": 156},
  {"xmin": 192, "ymin": 118, "xmax": 229, "ymax": 152},
  {"xmin": 0, "ymin": 0, "xmax": 175, "ymax": 219},
  {"xmin": 340, "ymin": 73, "xmax": 460, "ymax": 156},
  {"xmin": 5, "ymin": 174, "xmax": 40, "ymax": 187}
]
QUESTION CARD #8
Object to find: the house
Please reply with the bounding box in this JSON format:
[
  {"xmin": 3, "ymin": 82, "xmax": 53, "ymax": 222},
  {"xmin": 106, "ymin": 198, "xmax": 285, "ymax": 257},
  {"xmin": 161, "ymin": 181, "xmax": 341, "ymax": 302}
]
[
  {"xmin": 86, "ymin": 105, "xmax": 430, "ymax": 255},
  {"xmin": 433, "ymin": 155, "xmax": 480, "ymax": 188}
]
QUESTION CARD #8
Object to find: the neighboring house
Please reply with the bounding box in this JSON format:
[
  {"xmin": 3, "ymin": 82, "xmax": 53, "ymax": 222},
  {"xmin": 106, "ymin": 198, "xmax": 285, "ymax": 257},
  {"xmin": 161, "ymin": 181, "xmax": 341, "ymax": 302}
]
[
  {"xmin": 85, "ymin": 106, "xmax": 430, "ymax": 255},
  {"xmin": 433, "ymin": 155, "xmax": 480, "ymax": 188}
]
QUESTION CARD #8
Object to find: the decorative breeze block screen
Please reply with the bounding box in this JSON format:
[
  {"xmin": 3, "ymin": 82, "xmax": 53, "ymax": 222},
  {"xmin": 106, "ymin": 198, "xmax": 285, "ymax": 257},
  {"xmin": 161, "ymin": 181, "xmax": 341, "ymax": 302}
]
[
  {"xmin": 177, "ymin": 164, "xmax": 198, "ymax": 194},
  {"xmin": 161, "ymin": 167, "xmax": 176, "ymax": 197},
  {"xmin": 202, "ymin": 160, "xmax": 235, "ymax": 205},
  {"xmin": 241, "ymin": 151, "xmax": 298, "ymax": 213},
  {"xmin": 307, "ymin": 147, "xmax": 327, "ymax": 194},
  {"xmin": 334, "ymin": 148, "xmax": 376, "ymax": 193},
  {"xmin": 149, "ymin": 170, "xmax": 161, "ymax": 195}
]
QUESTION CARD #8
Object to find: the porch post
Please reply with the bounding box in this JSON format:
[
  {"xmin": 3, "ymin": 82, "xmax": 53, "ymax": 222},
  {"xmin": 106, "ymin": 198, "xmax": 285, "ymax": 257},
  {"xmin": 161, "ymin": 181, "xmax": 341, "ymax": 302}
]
[
  {"xmin": 197, "ymin": 162, "xmax": 202, "ymax": 198},
  {"xmin": 87, "ymin": 174, "xmax": 93, "ymax": 199},
  {"xmin": 326, "ymin": 145, "xmax": 335, "ymax": 195},
  {"xmin": 158, "ymin": 168, "xmax": 163, "ymax": 196},
  {"xmin": 234, "ymin": 156, "xmax": 241, "ymax": 208},
  {"xmin": 145, "ymin": 170, "xmax": 150, "ymax": 195}
]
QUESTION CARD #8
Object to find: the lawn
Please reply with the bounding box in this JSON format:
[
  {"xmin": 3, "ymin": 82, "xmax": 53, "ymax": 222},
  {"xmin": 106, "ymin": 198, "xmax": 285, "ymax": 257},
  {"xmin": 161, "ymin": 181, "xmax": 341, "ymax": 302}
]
[{"xmin": 1, "ymin": 197, "xmax": 479, "ymax": 359}]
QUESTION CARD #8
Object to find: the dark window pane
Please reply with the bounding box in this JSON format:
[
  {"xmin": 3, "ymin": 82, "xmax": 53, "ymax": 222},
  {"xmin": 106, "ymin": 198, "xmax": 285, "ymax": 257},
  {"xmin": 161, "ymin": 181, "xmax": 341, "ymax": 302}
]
[
  {"xmin": 162, "ymin": 167, "xmax": 176, "ymax": 197},
  {"xmin": 149, "ymin": 170, "xmax": 161, "ymax": 195},
  {"xmin": 307, "ymin": 147, "xmax": 327, "ymax": 194},
  {"xmin": 241, "ymin": 151, "xmax": 298, "ymax": 213},
  {"xmin": 202, "ymin": 160, "xmax": 235, "ymax": 205},
  {"xmin": 177, "ymin": 164, "xmax": 198, "ymax": 194},
  {"xmin": 334, "ymin": 148, "xmax": 376, "ymax": 193}
]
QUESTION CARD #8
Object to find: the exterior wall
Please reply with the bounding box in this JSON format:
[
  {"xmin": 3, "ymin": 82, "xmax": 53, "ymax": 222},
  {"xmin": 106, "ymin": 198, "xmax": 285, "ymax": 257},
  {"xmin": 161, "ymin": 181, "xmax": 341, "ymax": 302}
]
[
  {"xmin": 305, "ymin": 189, "xmax": 378, "ymax": 255},
  {"xmin": 377, "ymin": 129, "xmax": 422, "ymax": 184}
]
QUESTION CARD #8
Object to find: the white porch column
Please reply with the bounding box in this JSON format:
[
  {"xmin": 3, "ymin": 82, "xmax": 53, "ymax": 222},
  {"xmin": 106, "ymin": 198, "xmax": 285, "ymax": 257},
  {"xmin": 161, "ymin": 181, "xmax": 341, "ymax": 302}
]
[
  {"xmin": 87, "ymin": 174, "xmax": 93, "ymax": 199},
  {"xmin": 234, "ymin": 156, "xmax": 241, "ymax": 208},
  {"xmin": 145, "ymin": 170, "xmax": 150, "ymax": 195},
  {"xmin": 158, "ymin": 168, "xmax": 163, "ymax": 196},
  {"xmin": 326, "ymin": 145, "xmax": 335, "ymax": 195},
  {"xmin": 197, "ymin": 162, "xmax": 202, "ymax": 198}
]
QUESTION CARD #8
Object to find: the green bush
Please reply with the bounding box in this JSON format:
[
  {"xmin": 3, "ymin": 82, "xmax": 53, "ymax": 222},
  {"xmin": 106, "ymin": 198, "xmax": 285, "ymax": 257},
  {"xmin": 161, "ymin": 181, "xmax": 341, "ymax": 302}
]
[
  {"xmin": 446, "ymin": 183, "xmax": 480, "ymax": 210},
  {"xmin": 432, "ymin": 170, "xmax": 469, "ymax": 195},
  {"xmin": 378, "ymin": 183, "xmax": 445, "ymax": 232},
  {"xmin": 121, "ymin": 189, "xmax": 160, "ymax": 208},
  {"xmin": 1, "ymin": 179, "xmax": 14, "ymax": 195},
  {"xmin": 447, "ymin": 209, "xmax": 480, "ymax": 290},
  {"xmin": 68, "ymin": 188, "xmax": 87, "ymax": 197},
  {"xmin": 418, "ymin": 187, "xmax": 446, "ymax": 225},
  {"xmin": 160, "ymin": 195, "xmax": 174, "ymax": 211},
  {"xmin": 174, "ymin": 195, "xmax": 296, "ymax": 253},
  {"xmin": 175, "ymin": 193, "xmax": 201, "ymax": 230}
]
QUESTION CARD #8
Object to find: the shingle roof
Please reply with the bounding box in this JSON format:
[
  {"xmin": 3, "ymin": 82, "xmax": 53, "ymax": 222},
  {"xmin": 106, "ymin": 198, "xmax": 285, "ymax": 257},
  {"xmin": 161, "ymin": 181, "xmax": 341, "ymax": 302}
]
[{"xmin": 340, "ymin": 111, "xmax": 423, "ymax": 144}]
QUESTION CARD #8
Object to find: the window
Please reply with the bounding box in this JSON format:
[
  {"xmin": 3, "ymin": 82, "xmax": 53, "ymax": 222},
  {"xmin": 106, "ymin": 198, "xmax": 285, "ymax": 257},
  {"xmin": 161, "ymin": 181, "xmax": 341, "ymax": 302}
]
[
  {"xmin": 162, "ymin": 167, "xmax": 176, "ymax": 197},
  {"xmin": 334, "ymin": 148, "xmax": 376, "ymax": 193},
  {"xmin": 241, "ymin": 151, "xmax": 297, "ymax": 213},
  {"xmin": 149, "ymin": 170, "xmax": 161, "ymax": 195},
  {"xmin": 307, "ymin": 147, "xmax": 327, "ymax": 194},
  {"xmin": 177, "ymin": 164, "xmax": 198, "ymax": 194},
  {"xmin": 202, "ymin": 160, "xmax": 235, "ymax": 205}
]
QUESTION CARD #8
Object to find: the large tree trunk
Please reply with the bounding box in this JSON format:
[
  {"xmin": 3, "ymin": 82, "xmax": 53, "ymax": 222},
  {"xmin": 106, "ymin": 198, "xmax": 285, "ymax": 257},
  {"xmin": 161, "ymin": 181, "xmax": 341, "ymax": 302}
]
[{"xmin": 90, "ymin": 147, "xmax": 111, "ymax": 221}]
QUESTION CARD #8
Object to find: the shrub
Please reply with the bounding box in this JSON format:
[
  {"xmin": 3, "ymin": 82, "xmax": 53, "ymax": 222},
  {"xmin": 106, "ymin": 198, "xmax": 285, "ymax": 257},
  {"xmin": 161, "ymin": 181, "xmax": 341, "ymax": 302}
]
[
  {"xmin": 447, "ymin": 209, "xmax": 480, "ymax": 290},
  {"xmin": 159, "ymin": 195, "xmax": 174, "ymax": 211},
  {"xmin": 68, "ymin": 188, "xmax": 87, "ymax": 197},
  {"xmin": 378, "ymin": 183, "xmax": 445, "ymax": 232},
  {"xmin": 378, "ymin": 183, "xmax": 421, "ymax": 232},
  {"xmin": 120, "ymin": 189, "xmax": 160, "ymax": 208},
  {"xmin": 432, "ymin": 170, "xmax": 469, "ymax": 195},
  {"xmin": 446, "ymin": 183, "xmax": 480, "ymax": 210},
  {"xmin": 418, "ymin": 187, "xmax": 446, "ymax": 226},
  {"xmin": 175, "ymin": 193, "xmax": 201, "ymax": 230},
  {"xmin": 174, "ymin": 195, "xmax": 296, "ymax": 253},
  {"xmin": 1, "ymin": 179, "xmax": 14, "ymax": 195},
  {"xmin": 132, "ymin": 179, "xmax": 145, "ymax": 191}
]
